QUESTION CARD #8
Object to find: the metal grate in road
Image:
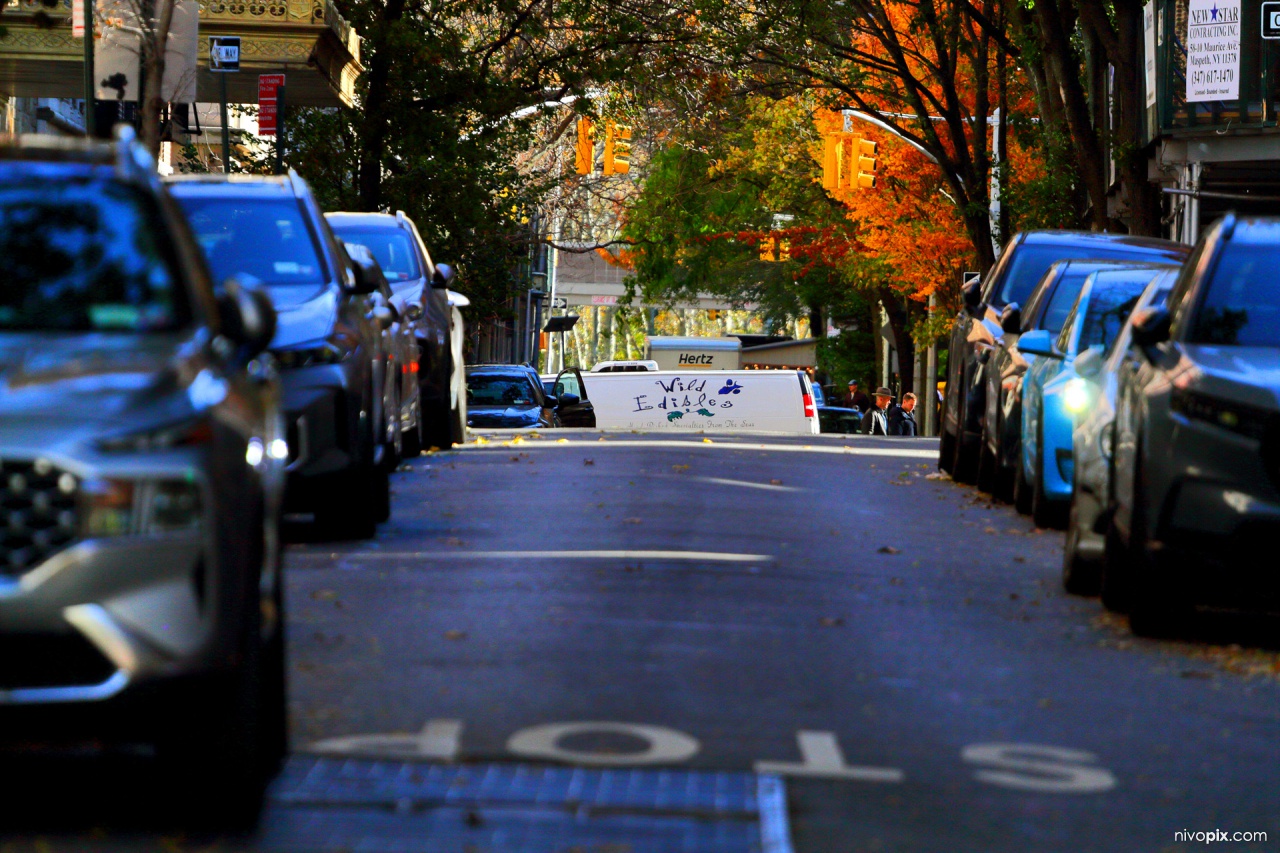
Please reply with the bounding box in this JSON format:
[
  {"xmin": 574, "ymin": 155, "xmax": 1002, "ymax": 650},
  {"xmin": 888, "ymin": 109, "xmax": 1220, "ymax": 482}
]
[{"xmin": 258, "ymin": 757, "xmax": 792, "ymax": 853}]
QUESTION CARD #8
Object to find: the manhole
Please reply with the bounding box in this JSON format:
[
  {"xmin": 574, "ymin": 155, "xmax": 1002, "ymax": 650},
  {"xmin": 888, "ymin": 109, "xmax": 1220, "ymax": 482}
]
[{"xmin": 258, "ymin": 757, "xmax": 793, "ymax": 853}]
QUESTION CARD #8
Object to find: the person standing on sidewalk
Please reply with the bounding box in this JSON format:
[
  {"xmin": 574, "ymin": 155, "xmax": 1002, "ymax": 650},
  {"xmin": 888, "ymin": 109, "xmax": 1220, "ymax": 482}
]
[
  {"xmin": 889, "ymin": 392, "xmax": 918, "ymax": 436},
  {"xmin": 860, "ymin": 387, "xmax": 893, "ymax": 435},
  {"xmin": 847, "ymin": 379, "xmax": 872, "ymax": 414}
]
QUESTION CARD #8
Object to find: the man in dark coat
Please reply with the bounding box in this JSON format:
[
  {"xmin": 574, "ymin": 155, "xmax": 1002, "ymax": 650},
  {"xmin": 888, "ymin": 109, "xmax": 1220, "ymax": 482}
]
[
  {"xmin": 889, "ymin": 392, "xmax": 918, "ymax": 436},
  {"xmin": 861, "ymin": 387, "xmax": 893, "ymax": 435},
  {"xmin": 847, "ymin": 379, "xmax": 872, "ymax": 413}
]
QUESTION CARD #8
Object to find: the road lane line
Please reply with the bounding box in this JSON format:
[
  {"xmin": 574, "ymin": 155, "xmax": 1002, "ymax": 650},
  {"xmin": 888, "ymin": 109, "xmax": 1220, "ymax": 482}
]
[
  {"xmin": 451, "ymin": 438, "xmax": 937, "ymax": 459},
  {"xmin": 291, "ymin": 549, "xmax": 775, "ymax": 563},
  {"xmin": 755, "ymin": 731, "xmax": 905, "ymax": 783},
  {"xmin": 695, "ymin": 476, "xmax": 800, "ymax": 492}
]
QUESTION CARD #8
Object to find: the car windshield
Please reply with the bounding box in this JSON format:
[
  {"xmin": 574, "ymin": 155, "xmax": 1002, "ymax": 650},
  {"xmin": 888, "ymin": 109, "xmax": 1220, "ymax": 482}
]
[
  {"xmin": 330, "ymin": 227, "xmax": 421, "ymax": 283},
  {"xmin": 996, "ymin": 243, "xmax": 1181, "ymax": 308},
  {"xmin": 1040, "ymin": 269, "xmax": 1095, "ymax": 336},
  {"xmin": 1079, "ymin": 281, "xmax": 1149, "ymax": 352},
  {"xmin": 0, "ymin": 179, "xmax": 189, "ymax": 332},
  {"xmin": 468, "ymin": 374, "xmax": 537, "ymax": 406},
  {"xmin": 174, "ymin": 195, "xmax": 328, "ymax": 303},
  {"xmin": 1190, "ymin": 243, "xmax": 1280, "ymax": 346}
]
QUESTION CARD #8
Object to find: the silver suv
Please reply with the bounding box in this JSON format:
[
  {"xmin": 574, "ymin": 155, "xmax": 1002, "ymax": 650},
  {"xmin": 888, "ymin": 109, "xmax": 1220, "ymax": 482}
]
[{"xmin": 0, "ymin": 130, "xmax": 288, "ymax": 819}]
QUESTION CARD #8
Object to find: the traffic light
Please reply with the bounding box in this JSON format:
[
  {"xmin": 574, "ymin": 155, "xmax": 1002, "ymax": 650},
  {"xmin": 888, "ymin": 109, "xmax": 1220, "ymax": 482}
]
[
  {"xmin": 822, "ymin": 134, "xmax": 843, "ymax": 191},
  {"xmin": 759, "ymin": 235, "xmax": 776, "ymax": 261},
  {"xmin": 856, "ymin": 138, "xmax": 878, "ymax": 189},
  {"xmin": 603, "ymin": 121, "xmax": 632, "ymax": 175},
  {"xmin": 575, "ymin": 117, "xmax": 594, "ymax": 175},
  {"xmin": 778, "ymin": 238, "xmax": 791, "ymax": 261},
  {"xmin": 707, "ymin": 309, "xmax": 720, "ymax": 321}
]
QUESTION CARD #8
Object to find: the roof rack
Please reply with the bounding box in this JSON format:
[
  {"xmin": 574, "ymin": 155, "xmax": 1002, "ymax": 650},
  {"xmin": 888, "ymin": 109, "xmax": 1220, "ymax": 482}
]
[{"xmin": 0, "ymin": 124, "xmax": 161, "ymax": 189}]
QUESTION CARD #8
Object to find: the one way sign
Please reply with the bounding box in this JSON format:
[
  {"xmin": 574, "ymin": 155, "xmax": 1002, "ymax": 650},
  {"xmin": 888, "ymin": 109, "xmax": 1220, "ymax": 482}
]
[{"xmin": 210, "ymin": 36, "xmax": 240, "ymax": 72}]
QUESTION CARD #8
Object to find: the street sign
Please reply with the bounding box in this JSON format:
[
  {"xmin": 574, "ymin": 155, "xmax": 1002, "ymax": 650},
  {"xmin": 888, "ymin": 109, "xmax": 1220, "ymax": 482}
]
[
  {"xmin": 210, "ymin": 36, "xmax": 240, "ymax": 72},
  {"xmin": 1264, "ymin": 1, "xmax": 1280, "ymax": 37},
  {"xmin": 259, "ymin": 73, "xmax": 285, "ymax": 136},
  {"xmin": 71, "ymin": 0, "xmax": 85, "ymax": 38},
  {"xmin": 962, "ymin": 271, "xmax": 980, "ymax": 289},
  {"xmin": 551, "ymin": 297, "xmax": 568, "ymax": 309}
]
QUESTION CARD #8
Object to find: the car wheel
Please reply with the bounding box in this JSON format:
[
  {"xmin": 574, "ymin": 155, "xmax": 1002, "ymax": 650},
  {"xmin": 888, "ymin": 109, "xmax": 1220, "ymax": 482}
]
[
  {"xmin": 1063, "ymin": 480, "xmax": 1100, "ymax": 595},
  {"xmin": 383, "ymin": 369, "xmax": 403, "ymax": 471},
  {"xmin": 1125, "ymin": 459, "xmax": 1189, "ymax": 637},
  {"xmin": 402, "ymin": 391, "xmax": 425, "ymax": 458},
  {"xmin": 938, "ymin": 426, "xmax": 956, "ymax": 475},
  {"xmin": 1100, "ymin": 513, "xmax": 1131, "ymax": 612},
  {"xmin": 1013, "ymin": 452, "xmax": 1033, "ymax": 514},
  {"xmin": 315, "ymin": 467, "xmax": 383, "ymax": 539},
  {"xmin": 952, "ymin": 386, "xmax": 978, "ymax": 484},
  {"xmin": 976, "ymin": 421, "xmax": 998, "ymax": 494},
  {"xmin": 154, "ymin": 512, "xmax": 286, "ymax": 828}
]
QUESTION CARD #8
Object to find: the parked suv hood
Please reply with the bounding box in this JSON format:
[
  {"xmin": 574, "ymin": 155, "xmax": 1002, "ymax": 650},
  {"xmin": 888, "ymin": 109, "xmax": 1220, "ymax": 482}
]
[
  {"xmin": 1181, "ymin": 345, "xmax": 1280, "ymax": 411},
  {"xmin": 270, "ymin": 287, "xmax": 341, "ymax": 351},
  {"xmin": 0, "ymin": 333, "xmax": 197, "ymax": 445}
]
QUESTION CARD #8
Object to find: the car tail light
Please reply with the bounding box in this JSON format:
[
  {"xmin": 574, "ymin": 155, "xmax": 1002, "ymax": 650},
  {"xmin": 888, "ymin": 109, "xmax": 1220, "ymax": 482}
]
[{"xmin": 803, "ymin": 393, "xmax": 816, "ymax": 418}]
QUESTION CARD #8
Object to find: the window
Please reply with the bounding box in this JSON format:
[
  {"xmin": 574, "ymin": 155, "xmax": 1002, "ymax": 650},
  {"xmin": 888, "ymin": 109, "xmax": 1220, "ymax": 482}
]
[
  {"xmin": 1189, "ymin": 243, "xmax": 1280, "ymax": 346},
  {"xmin": 0, "ymin": 179, "xmax": 189, "ymax": 332},
  {"xmin": 467, "ymin": 374, "xmax": 539, "ymax": 406},
  {"xmin": 175, "ymin": 195, "xmax": 328, "ymax": 303},
  {"xmin": 331, "ymin": 228, "xmax": 421, "ymax": 284}
]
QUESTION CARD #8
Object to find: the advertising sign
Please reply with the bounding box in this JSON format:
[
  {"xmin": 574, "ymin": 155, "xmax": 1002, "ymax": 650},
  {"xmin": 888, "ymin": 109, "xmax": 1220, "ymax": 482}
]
[{"xmin": 1186, "ymin": 0, "xmax": 1240, "ymax": 102}]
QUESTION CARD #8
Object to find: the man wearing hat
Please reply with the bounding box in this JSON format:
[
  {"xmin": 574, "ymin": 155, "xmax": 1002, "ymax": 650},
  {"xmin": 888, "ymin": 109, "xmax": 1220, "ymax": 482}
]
[
  {"xmin": 847, "ymin": 379, "xmax": 872, "ymax": 414},
  {"xmin": 860, "ymin": 387, "xmax": 894, "ymax": 435}
]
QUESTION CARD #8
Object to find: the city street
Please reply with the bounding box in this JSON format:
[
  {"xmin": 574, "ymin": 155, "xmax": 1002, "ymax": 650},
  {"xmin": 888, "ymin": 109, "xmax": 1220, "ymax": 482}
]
[{"xmin": 6, "ymin": 430, "xmax": 1278, "ymax": 851}]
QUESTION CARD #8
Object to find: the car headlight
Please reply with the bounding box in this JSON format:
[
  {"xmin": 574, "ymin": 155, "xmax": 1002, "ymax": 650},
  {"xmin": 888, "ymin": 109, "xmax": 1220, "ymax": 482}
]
[
  {"xmin": 1170, "ymin": 389, "xmax": 1270, "ymax": 439},
  {"xmin": 82, "ymin": 477, "xmax": 203, "ymax": 537},
  {"xmin": 1063, "ymin": 378, "xmax": 1091, "ymax": 414},
  {"xmin": 273, "ymin": 340, "xmax": 354, "ymax": 370}
]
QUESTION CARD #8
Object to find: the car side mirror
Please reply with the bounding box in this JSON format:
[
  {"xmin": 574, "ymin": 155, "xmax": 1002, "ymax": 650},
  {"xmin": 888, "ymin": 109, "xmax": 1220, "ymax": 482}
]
[
  {"xmin": 1131, "ymin": 307, "xmax": 1171, "ymax": 349},
  {"xmin": 217, "ymin": 277, "xmax": 276, "ymax": 358},
  {"xmin": 1073, "ymin": 345, "xmax": 1104, "ymax": 379},
  {"xmin": 1016, "ymin": 328, "xmax": 1059, "ymax": 359},
  {"xmin": 343, "ymin": 243, "xmax": 386, "ymax": 296},
  {"xmin": 432, "ymin": 262, "xmax": 456, "ymax": 290},
  {"xmin": 962, "ymin": 278, "xmax": 983, "ymax": 315},
  {"xmin": 557, "ymin": 392, "xmax": 580, "ymax": 408},
  {"xmin": 999, "ymin": 302, "xmax": 1022, "ymax": 335},
  {"xmin": 405, "ymin": 303, "xmax": 424, "ymax": 322},
  {"xmin": 372, "ymin": 305, "xmax": 395, "ymax": 330}
]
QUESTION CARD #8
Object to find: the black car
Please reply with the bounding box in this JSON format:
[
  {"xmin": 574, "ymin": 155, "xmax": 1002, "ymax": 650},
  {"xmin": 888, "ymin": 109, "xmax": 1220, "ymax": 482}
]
[
  {"xmin": 977, "ymin": 259, "xmax": 1180, "ymax": 502},
  {"xmin": 166, "ymin": 173, "xmax": 393, "ymax": 538},
  {"xmin": 940, "ymin": 231, "xmax": 1190, "ymax": 483},
  {"xmin": 467, "ymin": 365, "xmax": 561, "ymax": 429},
  {"xmin": 1106, "ymin": 214, "xmax": 1280, "ymax": 633},
  {"xmin": 812, "ymin": 383, "xmax": 862, "ymax": 434},
  {"xmin": 0, "ymin": 129, "xmax": 286, "ymax": 817},
  {"xmin": 326, "ymin": 211, "xmax": 465, "ymax": 449}
]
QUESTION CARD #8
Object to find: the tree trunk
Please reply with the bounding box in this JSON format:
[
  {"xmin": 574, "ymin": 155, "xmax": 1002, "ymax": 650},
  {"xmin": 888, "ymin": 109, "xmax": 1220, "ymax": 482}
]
[
  {"xmin": 877, "ymin": 290, "xmax": 915, "ymax": 398},
  {"xmin": 357, "ymin": 0, "xmax": 406, "ymax": 211},
  {"xmin": 138, "ymin": 0, "xmax": 174, "ymax": 158}
]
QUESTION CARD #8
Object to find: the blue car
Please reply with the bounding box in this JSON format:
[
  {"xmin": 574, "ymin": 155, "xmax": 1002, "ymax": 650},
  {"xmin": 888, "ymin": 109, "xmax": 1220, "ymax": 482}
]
[
  {"xmin": 1061, "ymin": 270, "xmax": 1178, "ymax": 596},
  {"xmin": 1016, "ymin": 266, "xmax": 1175, "ymax": 528}
]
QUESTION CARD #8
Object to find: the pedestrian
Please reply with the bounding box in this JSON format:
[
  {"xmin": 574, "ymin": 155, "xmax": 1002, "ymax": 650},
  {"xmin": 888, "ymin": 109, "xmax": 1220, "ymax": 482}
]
[
  {"xmin": 847, "ymin": 379, "xmax": 872, "ymax": 414},
  {"xmin": 889, "ymin": 392, "xmax": 918, "ymax": 436},
  {"xmin": 861, "ymin": 387, "xmax": 893, "ymax": 435}
]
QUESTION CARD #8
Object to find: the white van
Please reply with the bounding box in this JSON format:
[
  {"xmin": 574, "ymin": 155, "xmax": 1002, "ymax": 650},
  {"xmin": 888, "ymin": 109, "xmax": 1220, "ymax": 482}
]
[
  {"xmin": 590, "ymin": 359, "xmax": 659, "ymax": 372},
  {"xmin": 645, "ymin": 336, "xmax": 742, "ymax": 370},
  {"xmin": 580, "ymin": 369, "xmax": 819, "ymax": 434}
]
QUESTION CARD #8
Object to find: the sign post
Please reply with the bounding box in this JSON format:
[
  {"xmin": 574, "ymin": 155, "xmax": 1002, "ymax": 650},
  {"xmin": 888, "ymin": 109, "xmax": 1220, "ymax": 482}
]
[
  {"xmin": 209, "ymin": 36, "xmax": 240, "ymax": 173},
  {"xmin": 72, "ymin": 0, "xmax": 94, "ymax": 137}
]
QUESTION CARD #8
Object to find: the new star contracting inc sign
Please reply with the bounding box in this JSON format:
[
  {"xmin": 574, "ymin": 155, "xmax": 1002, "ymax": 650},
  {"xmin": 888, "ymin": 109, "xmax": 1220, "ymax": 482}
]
[{"xmin": 1186, "ymin": 0, "xmax": 1240, "ymax": 102}]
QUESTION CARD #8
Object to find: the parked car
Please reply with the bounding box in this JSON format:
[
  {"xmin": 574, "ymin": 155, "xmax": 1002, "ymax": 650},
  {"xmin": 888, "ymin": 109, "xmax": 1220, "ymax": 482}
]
[
  {"xmin": 1106, "ymin": 214, "xmax": 1280, "ymax": 634},
  {"xmin": 979, "ymin": 259, "xmax": 1181, "ymax": 500},
  {"xmin": 467, "ymin": 364, "xmax": 561, "ymax": 428},
  {"xmin": 1062, "ymin": 270, "xmax": 1177, "ymax": 596},
  {"xmin": 547, "ymin": 367, "xmax": 598, "ymax": 427},
  {"xmin": 0, "ymin": 129, "xmax": 287, "ymax": 817},
  {"xmin": 1016, "ymin": 265, "xmax": 1171, "ymax": 528},
  {"xmin": 591, "ymin": 359, "xmax": 660, "ymax": 372},
  {"xmin": 166, "ymin": 173, "xmax": 392, "ymax": 538},
  {"xmin": 813, "ymin": 383, "xmax": 862, "ymax": 434},
  {"xmin": 940, "ymin": 231, "xmax": 1190, "ymax": 483},
  {"xmin": 326, "ymin": 211, "xmax": 465, "ymax": 449},
  {"xmin": 342, "ymin": 241, "xmax": 421, "ymax": 460}
]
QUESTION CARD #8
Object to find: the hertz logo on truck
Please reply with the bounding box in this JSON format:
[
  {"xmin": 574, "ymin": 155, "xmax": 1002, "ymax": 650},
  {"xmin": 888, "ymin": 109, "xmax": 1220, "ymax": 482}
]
[{"xmin": 677, "ymin": 354, "xmax": 716, "ymax": 365}]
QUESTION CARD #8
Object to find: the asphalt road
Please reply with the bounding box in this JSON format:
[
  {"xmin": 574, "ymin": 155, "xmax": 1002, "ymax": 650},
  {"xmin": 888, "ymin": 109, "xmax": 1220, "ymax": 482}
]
[{"xmin": 5, "ymin": 430, "xmax": 1279, "ymax": 851}]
